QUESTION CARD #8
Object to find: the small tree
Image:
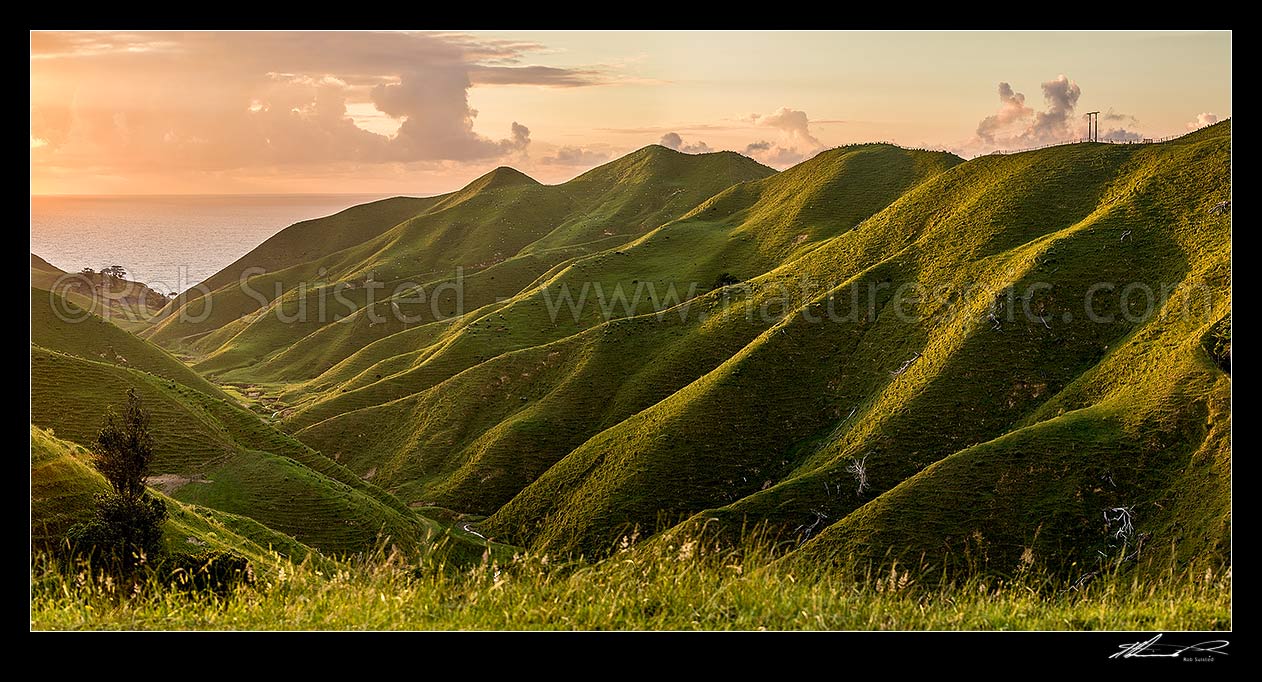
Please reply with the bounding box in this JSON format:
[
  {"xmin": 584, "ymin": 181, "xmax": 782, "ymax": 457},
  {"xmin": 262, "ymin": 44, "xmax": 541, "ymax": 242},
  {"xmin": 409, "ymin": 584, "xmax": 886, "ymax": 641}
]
[
  {"xmin": 100, "ymin": 265, "xmax": 127, "ymax": 280},
  {"xmin": 95, "ymin": 388, "xmax": 156, "ymax": 499},
  {"xmin": 68, "ymin": 389, "xmax": 167, "ymax": 571},
  {"xmin": 81, "ymin": 267, "xmax": 96, "ymax": 275}
]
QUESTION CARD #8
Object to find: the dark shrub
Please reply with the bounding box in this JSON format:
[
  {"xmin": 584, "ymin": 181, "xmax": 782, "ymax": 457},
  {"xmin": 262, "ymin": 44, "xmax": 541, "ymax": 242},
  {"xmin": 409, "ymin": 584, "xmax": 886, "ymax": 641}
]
[
  {"xmin": 66, "ymin": 389, "xmax": 168, "ymax": 574},
  {"xmin": 66, "ymin": 494, "xmax": 167, "ymax": 569}
]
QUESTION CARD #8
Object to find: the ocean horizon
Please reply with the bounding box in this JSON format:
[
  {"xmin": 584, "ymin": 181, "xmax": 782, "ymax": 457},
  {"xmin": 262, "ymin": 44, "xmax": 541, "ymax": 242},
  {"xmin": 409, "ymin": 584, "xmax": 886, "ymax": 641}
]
[{"xmin": 30, "ymin": 193, "xmax": 405, "ymax": 293}]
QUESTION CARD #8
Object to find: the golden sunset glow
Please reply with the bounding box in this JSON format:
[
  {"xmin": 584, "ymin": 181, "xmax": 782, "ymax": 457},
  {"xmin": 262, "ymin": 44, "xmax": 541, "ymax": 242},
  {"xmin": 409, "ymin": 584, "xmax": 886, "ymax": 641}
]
[{"xmin": 30, "ymin": 30, "xmax": 1231, "ymax": 196}]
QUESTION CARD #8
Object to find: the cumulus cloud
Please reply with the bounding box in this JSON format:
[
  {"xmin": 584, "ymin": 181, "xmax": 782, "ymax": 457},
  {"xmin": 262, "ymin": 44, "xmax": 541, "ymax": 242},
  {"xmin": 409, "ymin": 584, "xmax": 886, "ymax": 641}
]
[
  {"xmin": 964, "ymin": 74, "xmax": 1159, "ymax": 155},
  {"xmin": 509, "ymin": 122, "xmax": 531, "ymax": 147},
  {"xmin": 1187, "ymin": 112, "xmax": 1219, "ymax": 130},
  {"xmin": 29, "ymin": 31, "xmax": 612, "ymax": 172},
  {"xmin": 975, "ymin": 75, "xmax": 1082, "ymax": 148},
  {"xmin": 750, "ymin": 107, "xmax": 821, "ymax": 149},
  {"xmin": 759, "ymin": 146, "xmax": 807, "ymax": 165},
  {"xmin": 1098, "ymin": 110, "xmax": 1143, "ymax": 142},
  {"xmin": 1036, "ymin": 75, "xmax": 1082, "ymax": 136},
  {"xmin": 659, "ymin": 132, "xmax": 712, "ymax": 154},
  {"xmin": 975, "ymin": 82, "xmax": 1033, "ymax": 144},
  {"xmin": 539, "ymin": 145, "xmax": 611, "ymax": 166},
  {"xmin": 366, "ymin": 66, "xmax": 531, "ymax": 161},
  {"xmin": 739, "ymin": 107, "xmax": 825, "ymax": 168}
]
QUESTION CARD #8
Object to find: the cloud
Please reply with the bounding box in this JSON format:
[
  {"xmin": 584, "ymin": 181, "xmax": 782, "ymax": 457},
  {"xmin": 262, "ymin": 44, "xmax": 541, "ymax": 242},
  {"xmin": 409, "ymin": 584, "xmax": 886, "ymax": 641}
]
[
  {"xmin": 510, "ymin": 122, "xmax": 531, "ymax": 147},
  {"xmin": 975, "ymin": 82, "xmax": 1033, "ymax": 145},
  {"xmin": 750, "ymin": 107, "xmax": 821, "ymax": 149},
  {"xmin": 1103, "ymin": 108, "xmax": 1138, "ymax": 125},
  {"xmin": 1187, "ymin": 112, "xmax": 1219, "ymax": 130},
  {"xmin": 963, "ymin": 74, "xmax": 1163, "ymax": 155},
  {"xmin": 29, "ymin": 31, "xmax": 613, "ymax": 171},
  {"xmin": 742, "ymin": 139, "xmax": 802, "ymax": 164},
  {"xmin": 763, "ymin": 147, "xmax": 807, "ymax": 165},
  {"xmin": 1099, "ymin": 128, "xmax": 1142, "ymax": 142},
  {"xmin": 540, "ymin": 145, "xmax": 610, "ymax": 166},
  {"xmin": 1036, "ymin": 74, "xmax": 1082, "ymax": 137},
  {"xmin": 975, "ymin": 75, "xmax": 1082, "ymax": 149},
  {"xmin": 659, "ymin": 132, "xmax": 712, "ymax": 154},
  {"xmin": 368, "ymin": 66, "xmax": 531, "ymax": 161},
  {"xmin": 470, "ymin": 65, "xmax": 608, "ymax": 87},
  {"xmin": 738, "ymin": 107, "xmax": 826, "ymax": 168}
]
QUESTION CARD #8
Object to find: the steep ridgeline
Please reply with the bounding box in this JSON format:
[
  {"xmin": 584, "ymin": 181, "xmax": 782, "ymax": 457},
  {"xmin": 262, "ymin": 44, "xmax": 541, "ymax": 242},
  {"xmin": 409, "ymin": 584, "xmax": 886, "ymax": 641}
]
[
  {"xmin": 144, "ymin": 147, "xmax": 775, "ymax": 382},
  {"xmin": 484, "ymin": 122, "xmax": 1232, "ymax": 575},
  {"xmin": 285, "ymin": 144, "xmax": 962, "ymax": 512},
  {"xmin": 139, "ymin": 124, "xmax": 1230, "ymax": 578}
]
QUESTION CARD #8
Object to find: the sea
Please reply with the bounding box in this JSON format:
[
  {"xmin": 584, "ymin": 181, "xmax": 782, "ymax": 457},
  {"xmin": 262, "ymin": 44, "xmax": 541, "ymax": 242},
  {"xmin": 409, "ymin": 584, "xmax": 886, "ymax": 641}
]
[{"xmin": 30, "ymin": 194, "xmax": 397, "ymax": 294}]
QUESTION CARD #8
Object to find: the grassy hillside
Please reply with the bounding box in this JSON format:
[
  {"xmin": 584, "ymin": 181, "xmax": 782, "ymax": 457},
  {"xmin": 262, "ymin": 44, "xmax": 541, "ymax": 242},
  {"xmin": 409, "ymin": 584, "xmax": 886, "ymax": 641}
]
[
  {"xmin": 31, "ymin": 254, "xmax": 168, "ymax": 332},
  {"xmin": 481, "ymin": 123, "xmax": 1231, "ymax": 573},
  {"xmin": 144, "ymin": 149, "xmax": 774, "ymax": 377},
  {"xmin": 283, "ymin": 145, "xmax": 954, "ymax": 517},
  {"xmin": 32, "ymin": 425, "xmax": 320, "ymax": 567},
  {"xmin": 30, "ymin": 289, "xmax": 454, "ymax": 557},
  {"xmin": 45, "ymin": 123, "xmax": 1230, "ymax": 585},
  {"xmin": 31, "ymin": 253, "xmax": 60, "ymax": 273},
  {"xmin": 200, "ymin": 196, "xmax": 442, "ymax": 294},
  {"xmin": 31, "ymin": 287, "xmax": 223, "ymax": 396},
  {"xmin": 30, "ymin": 345, "xmax": 443, "ymax": 556},
  {"xmin": 279, "ymin": 144, "xmax": 958, "ymax": 439},
  {"xmin": 522, "ymin": 145, "xmax": 778, "ymax": 252}
]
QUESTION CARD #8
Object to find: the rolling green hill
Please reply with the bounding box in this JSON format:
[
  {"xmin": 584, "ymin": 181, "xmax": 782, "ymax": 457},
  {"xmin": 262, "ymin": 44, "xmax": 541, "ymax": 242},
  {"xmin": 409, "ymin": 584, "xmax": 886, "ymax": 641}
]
[
  {"xmin": 284, "ymin": 143, "xmax": 963, "ymax": 511},
  {"xmin": 484, "ymin": 123, "xmax": 1231, "ymax": 573},
  {"xmin": 31, "ymin": 287, "xmax": 223, "ymax": 396},
  {"xmin": 143, "ymin": 148, "xmax": 774, "ymax": 377},
  {"xmin": 32, "ymin": 425, "xmax": 321, "ymax": 567},
  {"xmin": 43, "ymin": 123, "xmax": 1231, "ymax": 581},
  {"xmin": 30, "ymin": 288, "xmax": 455, "ymax": 557},
  {"xmin": 31, "ymin": 254, "xmax": 169, "ymax": 332}
]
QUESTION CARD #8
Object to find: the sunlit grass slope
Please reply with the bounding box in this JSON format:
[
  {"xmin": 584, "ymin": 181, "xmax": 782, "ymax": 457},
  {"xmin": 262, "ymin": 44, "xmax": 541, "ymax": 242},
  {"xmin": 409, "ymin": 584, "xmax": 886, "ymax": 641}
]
[
  {"xmin": 31, "ymin": 287, "xmax": 223, "ymax": 396},
  {"xmin": 31, "ymin": 254, "xmax": 167, "ymax": 333},
  {"xmin": 145, "ymin": 148, "xmax": 774, "ymax": 378},
  {"xmin": 281, "ymin": 144, "xmax": 958, "ymax": 440},
  {"xmin": 30, "ymin": 532, "xmax": 1230, "ymax": 630},
  {"xmin": 31, "ymin": 290, "xmax": 445, "ymax": 556},
  {"xmin": 281, "ymin": 144, "xmax": 959, "ymax": 517},
  {"xmin": 483, "ymin": 123, "xmax": 1231, "ymax": 573},
  {"xmin": 32, "ymin": 425, "xmax": 319, "ymax": 566},
  {"xmin": 116, "ymin": 124, "xmax": 1230, "ymax": 579}
]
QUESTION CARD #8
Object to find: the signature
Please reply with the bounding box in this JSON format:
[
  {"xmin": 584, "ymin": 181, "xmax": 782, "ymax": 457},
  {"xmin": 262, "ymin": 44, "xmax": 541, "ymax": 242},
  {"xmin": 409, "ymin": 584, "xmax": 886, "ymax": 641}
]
[{"xmin": 1111, "ymin": 634, "xmax": 1230, "ymax": 660}]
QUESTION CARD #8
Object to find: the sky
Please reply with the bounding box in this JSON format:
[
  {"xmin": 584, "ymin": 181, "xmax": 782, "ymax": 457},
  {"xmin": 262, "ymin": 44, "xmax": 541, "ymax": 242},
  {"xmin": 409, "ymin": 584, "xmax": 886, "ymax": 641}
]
[{"xmin": 30, "ymin": 30, "xmax": 1231, "ymax": 196}]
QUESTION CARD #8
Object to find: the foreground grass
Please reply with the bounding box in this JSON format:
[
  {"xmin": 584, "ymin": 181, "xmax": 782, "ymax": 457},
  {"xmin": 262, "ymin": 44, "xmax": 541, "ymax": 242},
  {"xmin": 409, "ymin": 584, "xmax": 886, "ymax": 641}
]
[{"xmin": 31, "ymin": 539, "xmax": 1230, "ymax": 631}]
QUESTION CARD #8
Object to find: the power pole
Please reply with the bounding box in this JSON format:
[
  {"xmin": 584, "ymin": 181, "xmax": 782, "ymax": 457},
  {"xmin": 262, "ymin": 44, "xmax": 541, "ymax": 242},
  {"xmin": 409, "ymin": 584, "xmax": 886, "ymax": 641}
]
[{"xmin": 1085, "ymin": 111, "xmax": 1100, "ymax": 142}]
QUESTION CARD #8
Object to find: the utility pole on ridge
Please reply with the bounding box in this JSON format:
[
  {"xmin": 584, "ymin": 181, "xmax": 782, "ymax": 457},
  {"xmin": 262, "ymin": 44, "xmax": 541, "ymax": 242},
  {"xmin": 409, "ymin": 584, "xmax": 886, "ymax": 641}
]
[{"xmin": 1085, "ymin": 111, "xmax": 1100, "ymax": 142}]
